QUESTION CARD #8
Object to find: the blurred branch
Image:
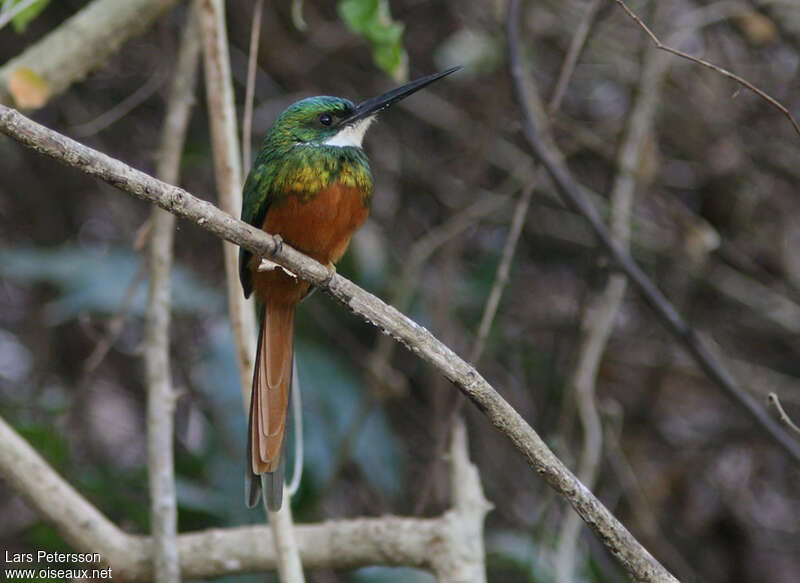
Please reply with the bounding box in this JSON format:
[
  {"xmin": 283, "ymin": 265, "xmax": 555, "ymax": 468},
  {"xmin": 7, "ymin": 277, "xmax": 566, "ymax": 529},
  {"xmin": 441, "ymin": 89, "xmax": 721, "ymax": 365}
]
[
  {"xmin": 548, "ymin": 0, "xmax": 604, "ymax": 114},
  {"xmin": 83, "ymin": 261, "xmax": 147, "ymax": 373},
  {"xmin": 767, "ymin": 393, "xmax": 800, "ymax": 436},
  {"xmin": 198, "ymin": 0, "xmax": 303, "ymax": 580},
  {"xmin": 705, "ymin": 262, "xmax": 800, "ymax": 335},
  {"xmin": 554, "ymin": 9, "xmax": 672, "ymax": 578},
  {"xmin": 0, "ymin": 105, "xmax": 677, "ymax": 583},
  {"xmin": 71, "ymin": 67, "xmax": 168, "ymax": 137},
  {"xmin": 470, "ymin": 182, "xmax": 535, "ymax": 365},
  {"xmin": 199, "ymin": 0, "xmax": 253, "ymax": 406},
  {"xmin": 143, "ymin": 5, "xmax": 202, "ymax": 583},
  {"xmin": 242, "ymin": 0, "xmax": 264, "ymax": 172},
  {"xmin": 0, "ymin": 0, "xmax": 181, "ymax": 109},
  {"xmin": 0, "ymin": 408, "xmax": 489, "ymax": 581},
  {"xmin": 507, "ymin": 0, "xmax": 800, "ymax": 468},
  {"xmin": 613, "ymin": 0, "xmax": 800, "ymax": 139}
]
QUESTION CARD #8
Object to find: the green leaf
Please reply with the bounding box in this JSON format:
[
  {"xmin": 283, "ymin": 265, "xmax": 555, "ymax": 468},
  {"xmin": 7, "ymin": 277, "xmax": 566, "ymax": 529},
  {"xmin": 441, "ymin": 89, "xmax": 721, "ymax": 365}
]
[
  {"xmin": 337, "ymin": 0, "xmax": 407, "ymax": 80},
  {"xmin": 4, "ymin": 0, "xmax": 51, "ymax": 33}
]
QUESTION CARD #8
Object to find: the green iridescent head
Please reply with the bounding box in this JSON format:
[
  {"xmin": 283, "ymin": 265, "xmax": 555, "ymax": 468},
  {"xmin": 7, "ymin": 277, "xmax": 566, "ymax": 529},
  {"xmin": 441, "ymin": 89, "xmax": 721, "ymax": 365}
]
[
  {"xmin": 263, "ymin": 67, "xmax": 462, "ymax": 151},
  {"xmin": 269, "ymin": 96, "xmax": 358, "ymax": 146}
]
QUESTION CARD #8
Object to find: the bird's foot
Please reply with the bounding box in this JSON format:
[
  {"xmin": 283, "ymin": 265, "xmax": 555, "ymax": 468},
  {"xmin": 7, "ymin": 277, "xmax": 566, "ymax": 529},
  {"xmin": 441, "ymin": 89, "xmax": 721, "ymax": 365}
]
[
  {"xmin": 322, "ymin": 263, "xmax": 337, "ymax": 289},
  {"xmin": 271, "ymin": 234, "xmax": 284, "ymax": 256},
  {"xmin": 258, "ymin": 257, "xmax": 298, "ymax": 280}
]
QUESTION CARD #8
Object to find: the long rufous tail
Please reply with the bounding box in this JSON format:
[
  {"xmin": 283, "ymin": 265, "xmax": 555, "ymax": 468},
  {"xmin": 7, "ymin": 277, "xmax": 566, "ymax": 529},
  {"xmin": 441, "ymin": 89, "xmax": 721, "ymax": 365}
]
[{"xmin": 245, "ymin": 301, "xmax": 294, "ymax": 510}]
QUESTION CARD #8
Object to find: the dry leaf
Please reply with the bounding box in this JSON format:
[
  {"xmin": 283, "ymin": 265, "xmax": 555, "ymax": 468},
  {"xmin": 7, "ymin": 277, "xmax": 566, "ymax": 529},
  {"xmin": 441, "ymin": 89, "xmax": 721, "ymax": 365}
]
[{"xmin": 8, "ymin": 68, "xmax": 50, "ymax": 109}]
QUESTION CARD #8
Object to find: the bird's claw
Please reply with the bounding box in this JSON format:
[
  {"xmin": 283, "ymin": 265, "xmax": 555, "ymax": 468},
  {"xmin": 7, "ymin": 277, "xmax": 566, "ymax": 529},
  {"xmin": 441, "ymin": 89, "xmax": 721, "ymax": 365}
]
[
  {"xmin": 322, "ymin": 263, "xmax": 336, "ymax": 289},
  {"xmin": 271, "ymin": 234, "xmax": 284, "ymax": 256}
]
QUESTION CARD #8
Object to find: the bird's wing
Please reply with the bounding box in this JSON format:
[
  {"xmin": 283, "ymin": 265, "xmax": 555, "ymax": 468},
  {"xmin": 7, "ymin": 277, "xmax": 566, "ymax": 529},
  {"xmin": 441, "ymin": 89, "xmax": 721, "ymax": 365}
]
[{"xmin": 239, "ymin": 164, "xmax": 274, "ymax": 298}]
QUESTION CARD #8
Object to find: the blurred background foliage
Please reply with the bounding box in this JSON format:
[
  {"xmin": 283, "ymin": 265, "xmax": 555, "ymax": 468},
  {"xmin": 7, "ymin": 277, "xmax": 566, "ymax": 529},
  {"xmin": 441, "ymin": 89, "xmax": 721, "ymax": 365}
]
[{"xmin": 1, "ymin": 1, "xmax": 800, "ymax": 582}]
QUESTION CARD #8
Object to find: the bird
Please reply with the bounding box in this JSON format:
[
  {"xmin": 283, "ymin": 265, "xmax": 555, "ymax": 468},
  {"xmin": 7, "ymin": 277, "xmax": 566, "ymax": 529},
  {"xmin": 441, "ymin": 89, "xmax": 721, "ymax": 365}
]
[{"xmin": 239, "ymin": 67, "xmax": 460, "ymax": 510}]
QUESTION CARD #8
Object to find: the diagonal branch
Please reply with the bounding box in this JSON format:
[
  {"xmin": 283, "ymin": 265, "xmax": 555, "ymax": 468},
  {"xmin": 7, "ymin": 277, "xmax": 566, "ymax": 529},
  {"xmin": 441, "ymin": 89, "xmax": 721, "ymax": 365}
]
[
  {"xmin": 506, "ymin": 0, "xmax": 800, "ymax": 467},
  {"xmin": 0, "ymin": 104, "xmax": 675, "ymax": 583},
  {"xmin": 613, "ymin": 0, "xmax": 800, "ymax": 139}
]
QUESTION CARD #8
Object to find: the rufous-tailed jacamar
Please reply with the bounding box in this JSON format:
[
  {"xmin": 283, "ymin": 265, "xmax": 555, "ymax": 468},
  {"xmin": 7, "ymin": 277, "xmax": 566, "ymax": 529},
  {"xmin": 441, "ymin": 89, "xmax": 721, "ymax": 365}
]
[{"xmin": 239, "ymin": 68, "xmax": 460, "ymax": 510}]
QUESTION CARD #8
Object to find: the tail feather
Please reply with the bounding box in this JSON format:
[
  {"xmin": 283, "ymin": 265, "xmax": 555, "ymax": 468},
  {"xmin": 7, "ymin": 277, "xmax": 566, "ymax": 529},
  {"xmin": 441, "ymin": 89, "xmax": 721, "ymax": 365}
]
[
  {"xmin": 262, "ymin": 452, "xmax": 286, "ymax": 511},
  {"xmin": 246, "ymin": 301, "xmax": 294, "ymax": 510},
  {"xmin": 245, "ymin": 391, "xmax": 262, "ymax": 508}
]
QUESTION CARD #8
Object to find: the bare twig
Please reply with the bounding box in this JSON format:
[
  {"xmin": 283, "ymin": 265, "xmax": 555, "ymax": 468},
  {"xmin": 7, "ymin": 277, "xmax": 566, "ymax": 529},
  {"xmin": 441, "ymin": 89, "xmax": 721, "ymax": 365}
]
[
  {"xmin": 613, "ymin": 0, "xmax": 800, "ymax": 139},
  {"xmin": 0, "ymin": 104, "xmax": 678, "ymax": 583},
  {"xmin": 72, "ymin": 68, "xmax": 168, "ymax": 137},
  {"xmin": 507, "ymin": 0, "xmax": 800, "ymax": 466},
  {"xmin": 0, "ymin": 0, "xmax": 181, "ymax": 109},
  {"xmin": 767, "ymin": 392, "xmax": 800, "ymax": 436},
  {"xmin": 83, "ymin": 261, "xmax": 147, "ymax": 373},
  {"xmin": 198, "ymin": 1, "xmax": 303, "ymax": 580},
  {"xmin": 470, "ymin": 184, "xmax": 534, "ymax": 365},
  {"xmin": 549, "ymin": 0, "xmax": 604, "ymax": 114},
  {"xmin": 143, "ymin": 5, "xmax": 202, "ymax": 583},
  {"xmin": 241, "ymin": 0, "xmax": 264, "ymax": 172}
]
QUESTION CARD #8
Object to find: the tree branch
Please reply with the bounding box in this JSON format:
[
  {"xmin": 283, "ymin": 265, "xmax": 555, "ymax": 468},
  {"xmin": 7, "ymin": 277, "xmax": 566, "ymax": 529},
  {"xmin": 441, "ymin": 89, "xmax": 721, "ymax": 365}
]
[
  {"xmin": 0, "ymin": 104, "xmax": 674, "ymax": 583},
  {"xmin": 0, "ymin": 406, "xmax": 489, "ymax": 581},
  {"xmin": 0, "ymin": 0, "xmax": 181, "ymax": 109}
]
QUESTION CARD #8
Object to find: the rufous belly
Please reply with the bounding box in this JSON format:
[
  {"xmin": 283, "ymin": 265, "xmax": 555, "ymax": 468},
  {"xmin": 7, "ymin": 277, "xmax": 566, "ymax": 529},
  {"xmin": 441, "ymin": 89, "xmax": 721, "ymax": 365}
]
[{"xmin": 251, "ymin": 182, "xmax": 370, "ymax": 305}]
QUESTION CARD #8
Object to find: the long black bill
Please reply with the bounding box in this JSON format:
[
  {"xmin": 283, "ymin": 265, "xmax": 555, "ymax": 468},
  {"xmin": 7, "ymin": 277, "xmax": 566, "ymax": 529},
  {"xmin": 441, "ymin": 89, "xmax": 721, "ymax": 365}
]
[{"xmin": 340, "ymin": 66, "xmax": 461, "ymax": 126}]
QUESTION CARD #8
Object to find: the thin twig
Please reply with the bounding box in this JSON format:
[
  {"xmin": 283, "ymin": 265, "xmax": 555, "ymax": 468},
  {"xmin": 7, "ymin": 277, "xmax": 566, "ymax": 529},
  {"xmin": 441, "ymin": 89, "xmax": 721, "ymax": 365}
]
[
  {"xmin": 613, "ymin": 0, "xmax": 800, "ymax": 139},
  {"xmin": 507, "ymin": 0, "xmax": 800, "ymax": 467},
  {"xmin": 471, "ymin": 184, "xmax": 534, "ymax": 364},
  {"xmin": 548, "ymin": 0, "xmax": 604, "ymax": 114},
  {"xmin": 72, "ymin": 67, "xmax": 167, "ymax": 137},
  {"xmin": 0, "ymin": 104, "xmax": 678, "ymax": 583},
  {"xmin": 83, "ymin": 261, "xmax": 147, "ymax": 373},
  {"xmin": 767, "ymin": 392, "xmax": 800, "ymax": 436},
  {"xmin": 144, "ymin": 6, "xmax": 202, "ymax": 583},
  {"xmin": 241, "ymin": 0, "xmax": 263, "ymax": 172}
]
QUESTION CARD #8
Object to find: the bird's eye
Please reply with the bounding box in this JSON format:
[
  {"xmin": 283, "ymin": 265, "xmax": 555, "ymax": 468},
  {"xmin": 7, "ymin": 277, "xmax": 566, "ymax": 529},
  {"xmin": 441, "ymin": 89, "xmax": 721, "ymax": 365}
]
[{"xmin": 319, "ymin": 114, "xmax": 332, "ymax": 126}]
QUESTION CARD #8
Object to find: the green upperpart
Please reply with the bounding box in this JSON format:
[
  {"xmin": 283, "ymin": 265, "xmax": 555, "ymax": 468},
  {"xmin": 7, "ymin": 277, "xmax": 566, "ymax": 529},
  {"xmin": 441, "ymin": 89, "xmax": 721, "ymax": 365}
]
[{"xmin": 239, "ymin": 96, "xmax": 374, "ymax": 297}]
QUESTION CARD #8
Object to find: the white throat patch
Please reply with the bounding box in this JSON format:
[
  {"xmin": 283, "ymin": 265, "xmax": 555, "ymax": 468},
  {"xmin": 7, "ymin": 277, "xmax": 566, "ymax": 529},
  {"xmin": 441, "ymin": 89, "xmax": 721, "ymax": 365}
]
[{"xmin": 323, "ymin": 116, "xmax": 376, "ymax": 148}]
